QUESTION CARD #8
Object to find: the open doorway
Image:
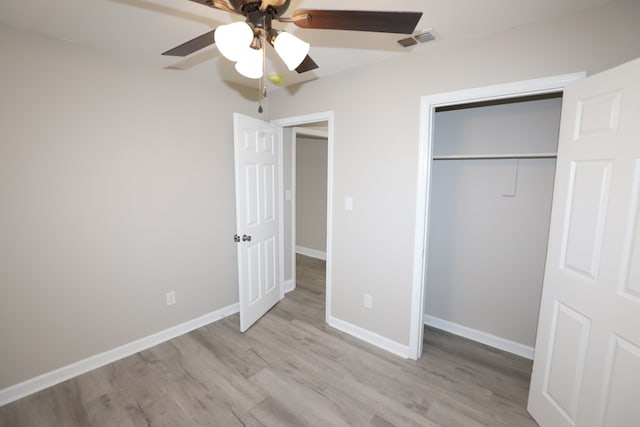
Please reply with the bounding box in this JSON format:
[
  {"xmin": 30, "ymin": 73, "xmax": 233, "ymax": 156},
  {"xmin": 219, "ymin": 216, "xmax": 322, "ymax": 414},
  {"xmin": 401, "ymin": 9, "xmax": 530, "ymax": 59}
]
[
  {"xmin": 273, "ymin": 112, "xmax": 334, "ymax": 324},
  {"xmin": 283, "ymin": 125, "xmax": 329, "ymax": 322},
  {"xmin": 282, "ymin": 125, "xmax": 328, "ymax": 290}
]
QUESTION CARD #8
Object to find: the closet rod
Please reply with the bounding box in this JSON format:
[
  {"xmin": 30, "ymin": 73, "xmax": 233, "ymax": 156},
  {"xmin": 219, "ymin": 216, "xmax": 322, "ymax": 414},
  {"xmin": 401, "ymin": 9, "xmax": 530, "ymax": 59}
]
[{"xmin": 432, "ymin": 153, "xmax": 557, "ymax": 160}]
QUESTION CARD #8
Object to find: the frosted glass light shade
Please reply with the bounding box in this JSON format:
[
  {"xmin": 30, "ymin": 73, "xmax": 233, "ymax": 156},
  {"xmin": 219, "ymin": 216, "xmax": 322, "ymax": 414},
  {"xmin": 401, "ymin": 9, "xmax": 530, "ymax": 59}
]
[
  {"xmin": 214, "ymin": 22, "xmax": 253, "ymax": 62},
  {"xmin": 235, "ymin": 47, "xmax": 263, "ymax": 79},
  {"xmin": 273, "ymin": 32, "xmax": 310, "ymax": 70}
]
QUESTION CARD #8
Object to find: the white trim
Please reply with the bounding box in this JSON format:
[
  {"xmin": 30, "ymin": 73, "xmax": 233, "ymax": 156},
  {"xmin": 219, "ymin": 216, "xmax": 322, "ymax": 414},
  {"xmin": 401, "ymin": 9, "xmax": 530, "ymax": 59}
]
[
  {"xmin": 290, "ymin": 128, "xmax": 297, "ymax": 294},
  {"xmin": 272, "ymin": 112, "xmax": 334, "ymax": 326},
  {"xmin": 296, "ymin": 245, "xmax": 327, "ymax": 260},
  {"xmin": 433, "ymin": 152, "xmax": 557, "ymax": 160},
  {"xmin": 328, "ymin": 316, "xmax": 410, "ymax": 358},
  {"xmin": 0, "ymin": 303, "xmax": 239, "ymax": 407},
  {"xmin": 325, "ymin": 118, "xmax": 334, "ymax": 325},
  {"xmin": 409, "ymin": 72, "xmax": 587, "ymax": 360},
  {"xmin": 283, "ymin": 279, "xmax": 295, "ymax": 293},
  {"xmin": 292, "ymin": 127, "xmax": 328, "ymax": 139},
  {"xmin": 424, "ymin": 315, "xmax": 534, "ymax": 360},
  {"xmin": 277, "ymin": 123, "xmax": 286, "ymax": 300}
]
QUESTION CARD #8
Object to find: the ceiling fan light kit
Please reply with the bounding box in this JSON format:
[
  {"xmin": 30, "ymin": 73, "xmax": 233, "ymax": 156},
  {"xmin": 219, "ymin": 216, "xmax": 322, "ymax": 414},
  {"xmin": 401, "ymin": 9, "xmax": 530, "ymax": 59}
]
[
  {"xmin": 213, "ymin": 21, "xmax": 254, "ymax": 61},
  {"xmin": 271, "ymin": 31, "xmax": 310, "ymax": 71},
  {"xmin": 164, "ymin": 0, "xmax": 423, "ymax": 111},
  {"xmin": 234, "ymin": 43, "xmax": 264, "ymax": 79},
  {"xmin": 214, "ymin": 21, "xmax": 309, "ymax": 75}
]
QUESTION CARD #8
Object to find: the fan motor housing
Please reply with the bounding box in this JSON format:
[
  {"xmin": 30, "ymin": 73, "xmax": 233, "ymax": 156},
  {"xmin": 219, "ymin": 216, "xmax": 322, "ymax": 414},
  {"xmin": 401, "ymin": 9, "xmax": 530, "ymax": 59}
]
[{"xmin": 230, "ymin": 0, "xmax": 291, "ymax": 17}]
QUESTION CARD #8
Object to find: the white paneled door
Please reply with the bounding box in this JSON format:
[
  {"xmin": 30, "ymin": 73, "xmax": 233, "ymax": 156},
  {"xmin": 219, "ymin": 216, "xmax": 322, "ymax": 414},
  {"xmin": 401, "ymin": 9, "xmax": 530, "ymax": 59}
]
[
  {"xmin": 233, "ymin": 113, "xmax": 281, "ymax": 332},
  {"xmin": 528, "ymin": 58, "xmax": 640, "ymax": 426}
]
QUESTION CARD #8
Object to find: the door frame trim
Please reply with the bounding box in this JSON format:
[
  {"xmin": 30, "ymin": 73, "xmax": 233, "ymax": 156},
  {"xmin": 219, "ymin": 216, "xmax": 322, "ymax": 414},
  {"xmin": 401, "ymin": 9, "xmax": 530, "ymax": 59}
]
[
  {"xmin": 409, "ymin": 73, "xmax": 586, "ymax": 359},
  {"xmin": 272, "ymin": 112, "xmax": 334, "ymax": 324}
]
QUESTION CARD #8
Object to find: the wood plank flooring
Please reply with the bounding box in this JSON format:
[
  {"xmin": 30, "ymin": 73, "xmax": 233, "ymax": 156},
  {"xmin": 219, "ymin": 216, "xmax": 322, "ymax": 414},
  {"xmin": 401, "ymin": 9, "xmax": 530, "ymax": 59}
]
[{"xmin": 0, "ymin": 254, "xmax": 538, "ymax": 426}]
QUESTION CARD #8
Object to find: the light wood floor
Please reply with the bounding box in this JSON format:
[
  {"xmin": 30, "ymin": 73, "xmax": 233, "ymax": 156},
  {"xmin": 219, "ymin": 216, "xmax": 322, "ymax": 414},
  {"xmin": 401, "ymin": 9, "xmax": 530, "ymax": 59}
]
[{"xmin": 0, "ymin": 255, "xmax": 538, "ymax": 426}]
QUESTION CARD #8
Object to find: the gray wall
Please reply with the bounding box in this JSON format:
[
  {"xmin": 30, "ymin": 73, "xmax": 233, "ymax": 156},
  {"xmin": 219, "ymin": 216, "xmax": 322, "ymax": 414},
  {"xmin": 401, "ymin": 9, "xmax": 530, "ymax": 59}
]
[
  {"xmin": 425, "ymin": 97, "xmax": 562, "ymax": 348},
  {"xmin": 296, "ymin": 136, "xmax": 328, "ymax": 253},
  {"xmin": 0, "ymin": 24, "xmax": 256, "ymax": 389},
  {"xmin": 268, "ymin": 0, "xmax": 640, "ymax": 347}
]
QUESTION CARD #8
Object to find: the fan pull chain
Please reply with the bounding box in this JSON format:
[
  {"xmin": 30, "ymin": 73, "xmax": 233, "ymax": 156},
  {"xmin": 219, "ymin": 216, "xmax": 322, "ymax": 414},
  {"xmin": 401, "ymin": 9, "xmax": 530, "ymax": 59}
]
[
  {"xmin": 258, "ymin": 32, "xmax": 267, "ymax": 114},
  {"xmin": 258, "ymin": 69, "xmax": 263, "ymax": 114},
  {"xmin": 263, "ymin": 38, "xmax": 267, "ymax": 103}
]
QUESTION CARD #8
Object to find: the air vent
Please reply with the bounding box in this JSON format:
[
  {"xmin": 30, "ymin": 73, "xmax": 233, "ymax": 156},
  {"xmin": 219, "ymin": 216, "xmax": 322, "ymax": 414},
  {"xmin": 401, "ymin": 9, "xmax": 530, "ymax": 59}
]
[
  {"xmin": 415, "ymin": 31, "xmax": 436, "ymax": 44},
  {"xmin": 397, "ymin": 29, "xmax": 436, "ymax": 48},
  {"xmin": 397, "ymin": 37, "xmax": 418, "ymax": 48}
]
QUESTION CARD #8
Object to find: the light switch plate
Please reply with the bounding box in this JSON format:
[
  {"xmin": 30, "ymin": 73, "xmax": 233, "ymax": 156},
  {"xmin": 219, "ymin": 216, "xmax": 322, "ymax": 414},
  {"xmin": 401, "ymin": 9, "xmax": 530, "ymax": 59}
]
[
  {"xmin": 166, "ymin": 291, "xmax": 176, "ymax": 306},
  {"xmin": 364, "ymin": 294, "xmax": 373, "ymax": 309},
  {"xmin": 345, "ymin": 196, "xmax": 353, "ymax": 211}
]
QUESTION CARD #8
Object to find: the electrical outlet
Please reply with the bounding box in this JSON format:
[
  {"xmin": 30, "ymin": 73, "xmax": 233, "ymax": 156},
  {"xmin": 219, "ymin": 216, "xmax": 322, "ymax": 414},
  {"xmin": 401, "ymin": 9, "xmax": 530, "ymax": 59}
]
[
  {"xmin": 364, "ymin": 294, "xmax": 373, "ymax": 309},
  {"xmin": 166, "ymin": 291, "xmax": 176, "ymax": 306}
]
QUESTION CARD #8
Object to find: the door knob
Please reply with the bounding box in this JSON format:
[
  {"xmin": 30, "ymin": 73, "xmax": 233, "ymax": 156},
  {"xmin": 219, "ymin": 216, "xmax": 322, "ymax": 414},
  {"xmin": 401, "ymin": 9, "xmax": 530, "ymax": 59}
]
[
  {"xmin": 242, "ymin": 234, "xmax": 252, "ymax": 242},
  {"xmin": 234, "ymin": 234, "xmax": 241, "ymax": 242}
]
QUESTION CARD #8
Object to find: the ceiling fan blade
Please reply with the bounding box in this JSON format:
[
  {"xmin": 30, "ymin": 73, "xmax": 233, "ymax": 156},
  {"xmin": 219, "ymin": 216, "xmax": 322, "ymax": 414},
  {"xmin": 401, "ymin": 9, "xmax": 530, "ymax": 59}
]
[
  {"xmin": 162, "ymin": 30, "xmax": 215, "ymax": 57},
  {"xmin": 295, "ymin": 55, "xmax": 319, "ymax": 74},
  {"xmin": 292, "ymin": 9, "xmax": 422, "ymax": 34},
  {"xmin": 187, "ymin": 0, "xmax": 241, "ymax": 15}
]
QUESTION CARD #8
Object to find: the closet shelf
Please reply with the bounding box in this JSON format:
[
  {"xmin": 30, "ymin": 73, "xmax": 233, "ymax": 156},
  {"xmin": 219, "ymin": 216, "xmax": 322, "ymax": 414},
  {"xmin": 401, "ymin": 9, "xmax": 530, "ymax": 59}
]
[{"xmin": 432, "ymin": 153, "xmax": 557, "ymax": 160}]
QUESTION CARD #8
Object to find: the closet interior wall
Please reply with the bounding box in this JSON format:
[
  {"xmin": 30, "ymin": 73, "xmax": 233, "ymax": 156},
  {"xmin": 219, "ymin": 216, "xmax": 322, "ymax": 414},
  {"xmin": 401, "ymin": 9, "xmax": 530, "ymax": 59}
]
[{"xmin": 424, "ymin": 94, "xmax": 562, "ymax": 352}]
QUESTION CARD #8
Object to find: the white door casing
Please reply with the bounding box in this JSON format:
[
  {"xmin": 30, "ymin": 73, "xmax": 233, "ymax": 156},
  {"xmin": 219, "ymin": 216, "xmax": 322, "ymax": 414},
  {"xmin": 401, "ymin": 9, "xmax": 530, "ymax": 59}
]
[
  {"xmin": 528, "ymin": 58, "xmax": 640, "ymax": 426},
  {"xmin": 233, "ymin": 113, "xmax": 281, "ymax": 332},
  {"xmin": 272, "ymin": 111, "xmax": 335, "ymax": 325},
  {"xmin": 411, "ymin": 72, "xmax": 585, "ymax": 360}
]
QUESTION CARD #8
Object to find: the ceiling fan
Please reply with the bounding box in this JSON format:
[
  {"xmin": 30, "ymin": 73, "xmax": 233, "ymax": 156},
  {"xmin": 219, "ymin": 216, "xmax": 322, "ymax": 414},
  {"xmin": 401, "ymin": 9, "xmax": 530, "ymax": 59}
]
[{"xmin": 163, "ymin": 0, "xmax": 423, "ymax": 111}]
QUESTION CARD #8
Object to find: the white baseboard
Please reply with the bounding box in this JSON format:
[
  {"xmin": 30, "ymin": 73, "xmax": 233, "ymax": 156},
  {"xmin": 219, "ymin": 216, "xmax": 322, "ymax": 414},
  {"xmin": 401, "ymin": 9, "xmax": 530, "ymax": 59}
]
[
  {"xmin": 296, "ymin": 246, "xmax": 327, "ymax": 260},
  {"xmin": 0, "ymin": 302, "xmax": 240, "ymax": 407},
  {"xmin": 328, "ymin": 316, "xmax": 410, "ymax": 359},
  {"xmin": 423, "ymin": 315, "xmax": 534, "ymax": 360},
  {"xmin": 283, "ymin": 279, "xmax": 295, "ymax": 293}
]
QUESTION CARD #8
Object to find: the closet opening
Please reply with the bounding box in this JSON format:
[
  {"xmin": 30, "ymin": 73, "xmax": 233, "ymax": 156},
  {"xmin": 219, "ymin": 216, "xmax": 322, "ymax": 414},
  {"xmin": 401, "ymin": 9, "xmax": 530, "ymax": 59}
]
[
  {"xmin": 409, "ymin": 74, "xmax": 587, "ymax": 360},
  {"xmin": 422, "ymin": 91, "xmax": 563, "ymax": 360}
]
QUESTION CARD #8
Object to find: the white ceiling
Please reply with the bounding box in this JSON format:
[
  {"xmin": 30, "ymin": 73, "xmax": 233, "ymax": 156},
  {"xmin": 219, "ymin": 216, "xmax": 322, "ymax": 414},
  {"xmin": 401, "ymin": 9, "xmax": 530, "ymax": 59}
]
[{"xmin": 0, "ymin": 0, "xmax": 614, "ymax": 89}]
